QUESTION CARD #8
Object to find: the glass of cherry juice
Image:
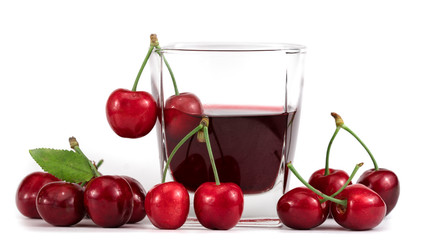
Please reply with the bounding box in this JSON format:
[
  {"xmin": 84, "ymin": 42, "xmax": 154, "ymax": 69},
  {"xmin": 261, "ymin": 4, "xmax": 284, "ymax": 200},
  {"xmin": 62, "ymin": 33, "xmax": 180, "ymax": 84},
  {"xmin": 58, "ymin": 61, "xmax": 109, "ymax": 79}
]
[{"xmin": 150, "ymin": 43, "xmax": 306, "ymax": 227}]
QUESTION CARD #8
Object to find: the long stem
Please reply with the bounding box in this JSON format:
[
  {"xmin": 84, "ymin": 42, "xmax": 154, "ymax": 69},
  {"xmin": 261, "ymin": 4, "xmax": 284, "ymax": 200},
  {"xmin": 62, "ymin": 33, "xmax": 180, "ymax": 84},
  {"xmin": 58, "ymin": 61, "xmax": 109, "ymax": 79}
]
[
  {"xmin": 161, "ymin": 124, "xmax": 204, "ymax": 183},
  {"xmin": 287, "ymin": 162, "xmax": 347, "ymax": 206},
  {"xmin": 155, "ymin": 46, "xmax": 179, "ymax": 95},
  {"xmin": 341, "ymin": 125, "xmax": 378, "ymax": 171},
  {"xmin": 320, "ymin": 162, "xmax": 363, "ymax": 203},
  {"xmin": 204, "ymin": 126, "xmax": 220, "ymax": 185},
  {"xmin": 131, "ymin": 45, "xmax": 154, "ymax": 91},
  {"xmin": 325, "ymin": 126, "xmax": 341, "ymax": 175}
]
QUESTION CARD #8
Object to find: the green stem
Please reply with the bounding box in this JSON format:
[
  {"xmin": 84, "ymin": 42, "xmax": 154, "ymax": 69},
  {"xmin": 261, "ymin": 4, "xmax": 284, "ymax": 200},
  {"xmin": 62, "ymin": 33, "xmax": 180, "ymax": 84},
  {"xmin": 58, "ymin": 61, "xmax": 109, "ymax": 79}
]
[
  {"xmin": 162, "ymin": 124, "xmax": 204, "ymax": 183},
  {"xmin": 325, "ymin": 126, "xmax": 341, "ymax": 175},
  {"xmin": 131, "ymin": 45, "xmax": 154, "ymax": 91},
  {"xmin": 287, "ymin": 162, "xmax": 347, "ymax": 206},
  {"xmin": 155, "ymin": 46, "xmax": 179, "ymax": 95},
  {"xmin": 69, "ymin": 137, "xmax": 101, "ymax": 177},
  {"xmin": 74, "ymin": 146, "xmax": 101, "ymax": 178},
  {"xmin": 96, "ymin": 159, "xmax": 104, "ymax": 169},
  {"xmin": 203, "ymin": 126, "xmax": 220, "ymax": 185},
  {"xmin": 341, "ymin": 125, "xmax": 378, "ymax": 171},
  {"xmin": 320, "ymin": 162, "xmax": 363, "ymax": 203}
]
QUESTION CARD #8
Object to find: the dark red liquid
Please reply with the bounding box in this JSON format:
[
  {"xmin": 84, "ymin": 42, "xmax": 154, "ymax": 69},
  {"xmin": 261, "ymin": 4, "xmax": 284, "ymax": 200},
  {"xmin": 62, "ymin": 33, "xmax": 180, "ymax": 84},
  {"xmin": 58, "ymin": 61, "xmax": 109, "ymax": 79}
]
[{"xmin": 164, "ymin": 105, "xmax": 300, "ymax": 194}]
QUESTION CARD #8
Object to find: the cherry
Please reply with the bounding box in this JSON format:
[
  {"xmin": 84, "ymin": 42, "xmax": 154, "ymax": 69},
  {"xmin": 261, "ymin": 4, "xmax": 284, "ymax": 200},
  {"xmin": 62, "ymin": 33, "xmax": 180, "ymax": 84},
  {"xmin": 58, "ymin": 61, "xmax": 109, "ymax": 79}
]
[
  {"xmin": 84, "ymin": 175, "xmax": 134, "ymax": 228},
  {"xmin": 36, "ymin": 182, "xmax": 85, "ymax": 226},
  {"xmin": 106, "ymin": 34, "xmax": 159, "ymax": 139},
  {"xmin": 122, "ymin": 176, "xmax": 147, "ymax": 223},
  {"xmin": 357, "ymin": 168, "xmax": 399, "ymax": 215},
  {"xmin": 331, "ymin": 112, "xmax": 400, "ymax": 215},
  {"xmin": 16, "ymin": 172, "xmax": 60, "ymax": 218},
  {"xmin": 308, "ymin": 169, "xmax": 350, "ymax": 197},
  {"xmin": 194, "ymin": 182, "xmax": 244, "ymax": 230},
  {"xmin": 164, "ymin": 92, "xmax": 204, "ymax": 139},
  {"xmin": 106, "ymin": 88, "xmax": 157, "ymax": 138},
  {"xmin": 144, "ymin": 182, "xmax": 190, "ymax": 229},
  {"xmin": 193, "ymin": 123, "xmax": 244, "ymax": 230},
  {"xmin": 331, "ymin": 184, "xmax": 386, "ymax": 230},
  {"xmin": 277, "ymin": 187, "xmax": 329, "ymax": 230}
]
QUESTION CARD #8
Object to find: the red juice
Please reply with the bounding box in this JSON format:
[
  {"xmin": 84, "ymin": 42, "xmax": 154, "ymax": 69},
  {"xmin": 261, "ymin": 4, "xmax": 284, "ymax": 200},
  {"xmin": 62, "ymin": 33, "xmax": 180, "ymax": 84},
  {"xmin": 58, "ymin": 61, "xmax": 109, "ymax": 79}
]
[{"xmin": 164, "ymin": 105, "xmax": 300, "ymax": 194}]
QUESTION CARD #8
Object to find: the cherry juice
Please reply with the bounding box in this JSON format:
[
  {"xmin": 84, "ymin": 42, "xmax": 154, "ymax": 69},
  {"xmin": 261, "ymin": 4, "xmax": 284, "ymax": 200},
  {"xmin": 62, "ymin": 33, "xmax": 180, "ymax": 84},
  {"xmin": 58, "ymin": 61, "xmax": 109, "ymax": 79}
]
[{"xmin": 164, "ymin": 105, "xmax": 300, "ymax": 194}]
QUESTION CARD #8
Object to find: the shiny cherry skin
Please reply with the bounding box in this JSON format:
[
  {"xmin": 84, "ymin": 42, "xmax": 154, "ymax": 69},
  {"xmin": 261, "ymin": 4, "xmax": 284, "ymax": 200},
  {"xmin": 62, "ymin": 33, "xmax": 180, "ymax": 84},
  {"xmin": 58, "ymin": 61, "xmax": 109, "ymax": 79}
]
[
  {"xmin": 84, "ymin": 175, "xmax": 134, "ymax": 228},
  {"xmin": 164, "ymin": 92, "xmax": 204, "ymax": 139},
  {"xmin": 36, "ymin": 182, "xmax": 85, "ymax": 226},
  {"xmin": 194, "ymin": 182, "xmax": 244, "ymax": 230},
  {"xmin": 122, "ymin": 176, "xmax": 147, "ymax": 223},
  {"xmin": 331, "ymin": 184, "xmax": 386, "ymax": 230},
  {"xmin": 308, "ymin": 168, "xmax": 351, "ymax": 196},
  {"xmin": 145, "ymin": 182, "xmax": 190, "ymax": 229},
  {"xmin": 357, "ymin": 168, "xmax": 399, "ymax": 215},
  {"xmin": 16, "ymin": 172, "xmax": 60, "ymax": 218},
  {"xmin": 106, "ymin": 88, "xmax": 157, "ymax": 138},
  {"xmin": 277, "ymin": 187, "xmax": 329, "ymax": 230}
]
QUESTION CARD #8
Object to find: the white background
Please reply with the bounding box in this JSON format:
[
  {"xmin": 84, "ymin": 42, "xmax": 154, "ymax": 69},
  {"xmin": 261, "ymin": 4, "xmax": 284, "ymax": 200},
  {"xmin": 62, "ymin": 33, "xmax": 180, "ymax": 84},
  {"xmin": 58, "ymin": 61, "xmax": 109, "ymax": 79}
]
[{"xmin": 1, "ymin": 0, "xmax": 422, "ymax": 239}]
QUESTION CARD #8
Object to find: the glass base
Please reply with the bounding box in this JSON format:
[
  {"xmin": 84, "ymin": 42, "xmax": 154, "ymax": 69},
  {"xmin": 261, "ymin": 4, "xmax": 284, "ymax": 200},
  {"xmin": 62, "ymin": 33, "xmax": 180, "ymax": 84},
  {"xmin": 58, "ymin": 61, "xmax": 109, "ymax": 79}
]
[
  {"xmin": 181, "ymin": 178, "xmax": 286, "ymax": 228},
  {"xmin": 184, "ymin": 217, "xmax": 282, "ymax": 228}
]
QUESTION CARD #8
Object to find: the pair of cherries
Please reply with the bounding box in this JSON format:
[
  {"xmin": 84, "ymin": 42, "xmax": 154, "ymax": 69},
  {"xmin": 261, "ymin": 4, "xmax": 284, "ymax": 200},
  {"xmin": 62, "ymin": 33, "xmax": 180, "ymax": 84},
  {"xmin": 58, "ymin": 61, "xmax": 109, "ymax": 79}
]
[
  {"xmin": 144, "ymin": 118, "xmax": 244, "ymax": 230},
  {"xmin": 105, "ymin": 34, "xmax": 202, "ymax": 140},
  {"xmin": 16, "ymin": 172, "xmax": 147, "ymax": 227},
  {"xmin": 277, "ymin": 113, "xmax": 400, "ymax": 230}
]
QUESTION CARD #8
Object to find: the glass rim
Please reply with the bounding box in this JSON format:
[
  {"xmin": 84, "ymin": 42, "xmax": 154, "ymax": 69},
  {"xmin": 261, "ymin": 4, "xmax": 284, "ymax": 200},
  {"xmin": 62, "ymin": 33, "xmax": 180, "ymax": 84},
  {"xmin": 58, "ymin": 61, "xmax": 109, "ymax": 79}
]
[{"xmin": 159, "ymin": 42, "xmax": 306, "ymax": 54}]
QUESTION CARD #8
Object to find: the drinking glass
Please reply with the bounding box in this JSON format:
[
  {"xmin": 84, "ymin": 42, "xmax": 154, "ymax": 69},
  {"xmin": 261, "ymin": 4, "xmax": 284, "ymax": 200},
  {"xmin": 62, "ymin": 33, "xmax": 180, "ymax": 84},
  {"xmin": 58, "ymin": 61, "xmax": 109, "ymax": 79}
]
[{"xmin": 150, "ymin": 43, "xmax": 306, "ymax": 227}]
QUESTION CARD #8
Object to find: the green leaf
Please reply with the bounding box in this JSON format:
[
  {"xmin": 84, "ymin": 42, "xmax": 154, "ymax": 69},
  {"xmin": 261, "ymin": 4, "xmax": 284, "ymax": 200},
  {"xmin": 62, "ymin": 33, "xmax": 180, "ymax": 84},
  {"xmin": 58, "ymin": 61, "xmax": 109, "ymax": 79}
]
[{"xmin": 29, "ymin": 148, "xmax": 94, "ymax": 183}]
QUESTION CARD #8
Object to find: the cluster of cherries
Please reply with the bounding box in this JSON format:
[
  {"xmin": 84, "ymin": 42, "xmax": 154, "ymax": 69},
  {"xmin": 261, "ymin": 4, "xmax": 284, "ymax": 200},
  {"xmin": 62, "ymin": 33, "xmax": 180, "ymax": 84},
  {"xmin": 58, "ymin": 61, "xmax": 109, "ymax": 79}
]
[
  {"xmin": 277, "ymin": 113, "xmax": 400, "ymax": 230},
  {"xmin": 145, "ymin": 117, "xmax": 244, "ymax": 230},
  {"xmin": 16, "ymin": 139, "xmax": 147, "ymax": 227},
  {"xmin": 17, "ymin": 34, "xmax": 400, "ymax": 231},
  {"xmin": 105, "ymin": 34, "xmax": 245, "ymax": 230}
]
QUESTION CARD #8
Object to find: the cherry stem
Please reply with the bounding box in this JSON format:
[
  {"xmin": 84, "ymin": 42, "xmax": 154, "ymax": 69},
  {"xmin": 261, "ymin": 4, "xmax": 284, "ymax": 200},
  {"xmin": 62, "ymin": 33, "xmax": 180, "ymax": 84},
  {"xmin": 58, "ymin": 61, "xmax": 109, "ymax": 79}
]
[
  {"xmin": 320, "ymin": 162, "xmax": 363, "ymax": 203},
  {"xmin": 287, "ymin": 162, "xmax": 347, "ymax": 206},
  {"xmin": 325, "ymin": 126, "xmax": 341, "ymax": 175},
  {"xmin": 341, "ymin": 125, "xmax": 378, "ymax": 170},
  {"xmin": 203, "ymin": 125, "xmax": 220, "ymax": 185},
  {"xmin": 331, "ymin": 112, "xmax": 378, "ymax": 171},
  {"xmin": 96, "ymin": 159, "xmax": 104, "ymax": 169},
  {"xmin": 149, "ymin": 34, "xmax": 179, "ymax": 95},
  {"xmin": 155, "ymin": 45, "xmax": 179, "ymax": 95},
  {"xmin": 69, "ymin": 137, "xmax": 101, "ymax": 178},
  {"xmin": 161, "ymin": 121, "xmax": 206, "ymax": 183},
  {"xmin": 131, "ymin": 45, "xmax": 154, "ymax": 92}
]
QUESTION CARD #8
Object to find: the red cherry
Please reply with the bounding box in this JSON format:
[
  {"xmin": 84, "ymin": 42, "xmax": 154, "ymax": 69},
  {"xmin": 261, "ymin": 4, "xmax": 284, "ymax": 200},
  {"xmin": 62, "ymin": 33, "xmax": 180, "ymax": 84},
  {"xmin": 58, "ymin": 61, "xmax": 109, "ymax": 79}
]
[
  {"xmin": 106, "ymin": 88, "xmax": 157, "ymax": 138},
  {"xmin": 164, "ymin": 92, "xmax": 203, "ymax": 139},
  {"xmin": 277, "ymin": 187, "xmax": 329, "ymax": 229},
  {"xmin": 331, "ymin": 184, "xmax": 386, "ymax": 230},
  {"xmin": 36, "ymin": 182, "xmax": 85, "ymax": 226},
  {"xmin": 84, "ymin": 175, "xmax": 134, "ymax": 228},
  {"xmin": 16, "ymin": 172, "xmax": 60, "ymax": 218},
  {"xmin": 308, "ymin": 168, "xmax": 351, "ymax": 196},
  {"xmin": 122, "ymin": 176, "xmax": 147, "ymax": 223},
  {"xmin": 194, "ymin": 182, "xmax": 244, "ymax": 230},
  {"xmin": 144, "ymin": 182, "xmax": 190, "ymax": 229},
  {"xmin": 357, "ymin": 168, "xmax": 399, "ymax": 215}
]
